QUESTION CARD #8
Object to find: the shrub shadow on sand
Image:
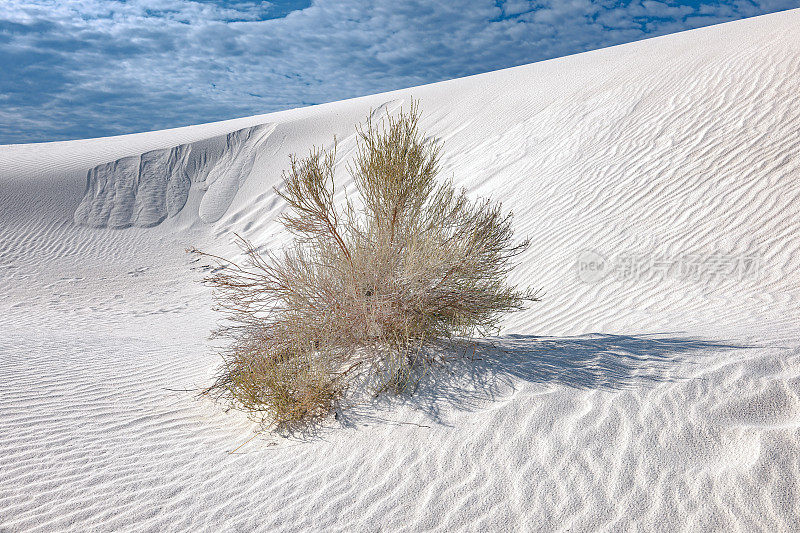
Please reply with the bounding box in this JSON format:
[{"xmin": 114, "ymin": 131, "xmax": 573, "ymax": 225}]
[{"xmin": 340, "ymin": 333, "xmax": 746, "ymax": 428}]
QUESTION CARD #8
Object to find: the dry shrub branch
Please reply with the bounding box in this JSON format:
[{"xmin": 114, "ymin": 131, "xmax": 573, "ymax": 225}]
[{"xmin": 192, "ymin": 101, "xmax": 539, "ymax": 429}]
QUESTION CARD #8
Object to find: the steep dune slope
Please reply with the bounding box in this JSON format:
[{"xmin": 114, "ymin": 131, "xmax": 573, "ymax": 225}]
[{"xmin": 1, "ymin": 9, "xmax": 799, "ymax": 532}]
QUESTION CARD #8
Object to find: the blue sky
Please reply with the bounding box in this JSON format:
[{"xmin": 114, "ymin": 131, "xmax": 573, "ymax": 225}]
[{"xmin": 1, "ymin": 0, "xmax": 797, "ymax": 144}]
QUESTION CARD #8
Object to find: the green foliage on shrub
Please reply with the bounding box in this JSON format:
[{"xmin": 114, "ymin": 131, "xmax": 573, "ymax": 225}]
[{"xmin": 193, "ymin": 101, "xmax": 539, "ymax": 429}]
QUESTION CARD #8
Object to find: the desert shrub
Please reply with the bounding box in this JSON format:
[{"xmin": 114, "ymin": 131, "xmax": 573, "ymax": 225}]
[{"xmin": 193, "ymin": 100, "xmax": 539, "ymax": 429}]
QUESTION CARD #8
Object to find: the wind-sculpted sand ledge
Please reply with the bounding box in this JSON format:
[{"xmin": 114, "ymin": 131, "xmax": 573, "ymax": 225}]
[{"xmin": 74, "ymin": 123, "xmax": 275, "ymax": 228}]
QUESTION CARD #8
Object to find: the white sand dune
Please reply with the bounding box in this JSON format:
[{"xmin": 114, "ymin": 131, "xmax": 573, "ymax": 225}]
[{"xmin": 2, "ymin": 9, "xmax": 800, "ymax": 531}]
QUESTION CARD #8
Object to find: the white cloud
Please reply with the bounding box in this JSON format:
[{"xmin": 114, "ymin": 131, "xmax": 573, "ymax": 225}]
[{"xmin": 0, "ymin": 0, "xmax": 797, "ymax": 142}]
